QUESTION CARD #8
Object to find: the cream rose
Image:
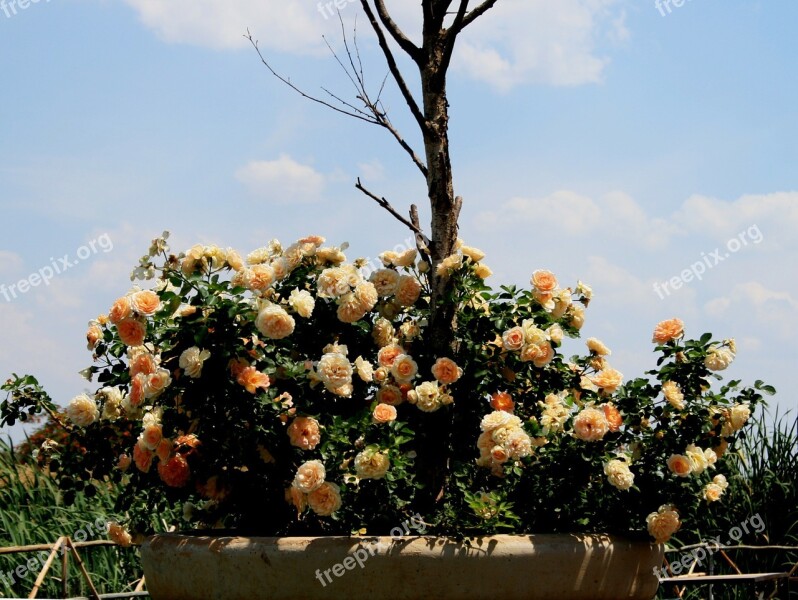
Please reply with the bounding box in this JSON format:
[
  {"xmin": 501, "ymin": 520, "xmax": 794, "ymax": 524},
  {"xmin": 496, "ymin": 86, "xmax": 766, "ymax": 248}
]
[
  {"xmin": 705, "ymin": 347, "xmax": 735, "ymax": 371},
  {"xmin": 354, "ymin": 356, "xmax": 374, "ymax": 382},
  {"xmin": 391, "ymin": 354, "xmax": 419, "ymax": 383},
  {"xmin": 354, "ymin": 449, "xmax": 390, "ymax": 480},
  {"xmin": 729, "ymin": 403, "xmax": 751, "ymax": 431},
  {"xmin": 604, "ymin": 459, "xmax": 635, "ymax": 491},
  {"xmin": 293, "ymin": 460, "xmax": 326, "ymax": 493},
  {"xmin": 373, "ymin": 403, "xmax": 398, "ymax": 424},
  {"xmin": 317, "ymin": 352, "xmax": 353, "ymax": 392},
  {"xmin": 667, "ymin": 454, "xmax": 693, "ymax": 477},
  {"xmin": 66, "ymin": 394, "xmax": 99, "ymax": 428},
  {"xmin": 372, "ymin": 318, "xmax": 395, "ymax": 348},
  {"xmin": 647, "ymin": 505, "xmax": 681, "ymax": 543},
  {"xmin": 662, "ymin": 381, "xmax": 685, "ymax": 410},
  {"xmin": 369, "ymin": 268, "xmax": 401, "ymax": 297},
  {"xmin": 591, "ymin": 368, "xmax": 624, "ymax": 394},
  {"xmin": 586, "ymin": 338, "xmax": 611, "ymax": 356},
  {"xmin": 289, "ymin": 289, "xmax": 315, "ymax": 318},
  {"xmin": 395, "ymin": 275, "xmax": 422, "ymax": 307},
  {"xmin": 501, "ymin": 327, "xmax": 525, "ymax": 352},
  {"xmin": 256, "ymin": 305, "xmax": 295, "ymax": 340},
  {"xmin": 179, "ymin": 346, "xmax": 211, "ymax": 379}
]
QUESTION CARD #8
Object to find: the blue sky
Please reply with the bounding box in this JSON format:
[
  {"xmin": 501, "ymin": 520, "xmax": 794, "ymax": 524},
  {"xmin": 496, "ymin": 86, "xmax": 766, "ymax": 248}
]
[{"xmin": 1, "ymin": 0, "xmax": 796, "ymax": 441}]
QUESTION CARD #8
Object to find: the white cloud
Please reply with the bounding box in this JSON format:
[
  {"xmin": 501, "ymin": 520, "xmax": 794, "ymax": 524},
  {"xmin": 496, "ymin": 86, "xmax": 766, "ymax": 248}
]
[
  {"xmin": 357, "ymin": 159, "xmax": 385, "ymax": 182},
  {"xmin": 0, "ymin": 251, "xmax": 24, "ymax": 277},
  {"xmin": 475, "ymin": 190, "xmax": 675, "ymax": 248},
  {"xmin": 235, "ymin": 155, "xmax": 327, "ymax": 203},
  {"xmin": 122, "ymin": 0, "xmax": 626, "ymax": 89}
]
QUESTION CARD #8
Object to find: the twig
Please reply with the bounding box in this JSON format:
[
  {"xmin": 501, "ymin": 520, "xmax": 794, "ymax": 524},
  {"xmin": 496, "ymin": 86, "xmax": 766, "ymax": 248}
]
[{"xmin": 356, "ymin": 179, "xmax": 430, "ymax": 245}]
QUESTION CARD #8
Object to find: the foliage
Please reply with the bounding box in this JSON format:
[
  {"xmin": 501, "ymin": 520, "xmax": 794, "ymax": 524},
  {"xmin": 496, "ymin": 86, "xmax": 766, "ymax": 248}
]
[{"xmin": 1, "ymin": 233, "xmax": 773, "ymax": 544}]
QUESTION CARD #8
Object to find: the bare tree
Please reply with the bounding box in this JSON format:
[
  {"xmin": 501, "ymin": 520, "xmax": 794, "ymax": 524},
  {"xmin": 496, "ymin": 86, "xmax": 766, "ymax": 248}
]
[{"xmin": 248, "ymin": 0, "xmax": 500, "ymax": 511}]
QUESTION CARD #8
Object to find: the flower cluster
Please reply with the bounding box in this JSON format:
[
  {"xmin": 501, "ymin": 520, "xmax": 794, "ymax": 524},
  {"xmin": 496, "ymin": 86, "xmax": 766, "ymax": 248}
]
[{"xmin": 2, "ymin": 232, "xmax": 771, "ymax": 546}]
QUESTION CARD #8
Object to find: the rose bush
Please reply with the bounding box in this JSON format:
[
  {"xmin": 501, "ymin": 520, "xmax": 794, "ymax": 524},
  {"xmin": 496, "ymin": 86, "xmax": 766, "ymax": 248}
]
[{"xmin": 1, "ymin": 232, "xmax": 773, "ymax": 544}]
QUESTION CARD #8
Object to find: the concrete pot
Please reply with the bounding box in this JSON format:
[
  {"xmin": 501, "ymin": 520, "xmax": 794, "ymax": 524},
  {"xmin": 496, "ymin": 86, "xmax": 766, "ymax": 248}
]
[{"xmin": 142, "ymin": 533, "xmax": 663, "ymax": 600}]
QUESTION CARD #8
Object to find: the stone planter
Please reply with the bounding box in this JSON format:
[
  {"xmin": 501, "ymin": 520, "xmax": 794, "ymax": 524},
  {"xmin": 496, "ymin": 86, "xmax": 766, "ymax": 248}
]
[{"xmin": 141, "ymin": 533, "xmax": 662, "ymax": 600}]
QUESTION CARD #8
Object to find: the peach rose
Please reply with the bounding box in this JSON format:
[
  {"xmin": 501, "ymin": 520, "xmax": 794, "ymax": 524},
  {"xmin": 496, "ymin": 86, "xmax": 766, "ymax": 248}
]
[
  {"xmin": 602, "ymin": 403, "xmax": 623, "ymax": 432},
  {"xmin": 530, "ymin": 269, "xmax": 558, "ymax": 293},
  {"xmin": 336, "ymin": 293, "xmax": 367, "ymax": 324},
  {"xmin": 130, "ymin": 290, "xmax": 161, "ymax": 316},
  {"xmin": 156, "ymin": 438, "xmax": 173, "ymax": 462},
  {"xmin": 255, "ymin": 305, "xmax": 295, "ymax": 340},
  {"xmin": 377, "ymin": 344, "xmax": 404, "ymax": 368},
  {"xmin": 391, "ymin": 354, "xmax": 419, "ymax": 383},
  {"xmin": 293, "ymin": 460, "xmax": 326, "ymax": 493},
  {"xmin": 308, "ymin": 482, "xmax": 342, "ymax": 516},
  {"xmin": 431, "ymin": 357, "xmax": 463, "ymax": 385},
  {"xmin": 395, "ymin": 275, "xmax": 422, "ymax": 307},
  {"xmin": 244, "ymin": 264, "xmax": 275, "ymax": 291},
  {"xmin": 145, "ymin": 368, "xmax": 172, "ymax": 399},
  {"xmin": 237, "ymin": 366, "xmax": 271, "ymax": 394},
  {"xmin": 667, "ymin": 454, "xmax": 693, "ymax": 477},
  {"xmin": 117, "ymin": 318, "xmax": 147, "ymax": 347},
  {"xmin": 127, "ymin": 374, "xmax": 147, "ymax": 409},
  {"xmin": 86, "ymin": 324, "xmax": 103, "ymax": 350},
  {"xmin": 532, "ymin": 343, "xmax": 555, "ymax": 368},
  {"xmin": 287, "ymin": 417, "xmax": 321, "ymax": 450},
  {"xmin": 652, "ymin": 318, "xmax": 685, "ymax": 344},
  {"xmin": 592, "ymin": 368, "xmax": 623, "ymax": 393},
  {"xmin": 704, "ymin": 482, "xmax": 725, "ymax": 503},
  {"xmin": 129, "ymin": 350, "xmax": 158, "ymax": 377},
  {"xmin": 573, "ymin": 407, "xmax": 609, "ymax": 442},
  {"xmin": 372, "ymin": 403, "xmax": 398, "ymax": 424},
  {"xmin": 108, "ymin": 296, "xmax": 132, "ymax": 325},
  {"xmin": 107, "ymin": 522, "xmax": 133, "ymax": 547},
  {"xmin": 285, "ymin": 486, "xmax": 308, "ymax": 515},
  {"xmin": 662, "ymin": 381, "xmax": 685, "ymax": 410},
  {"xmin": 647, "ymin": 505, "xmax": 681, "ymax": 543},
  {"xmin": 140, "ymin": 424, "xmax": 163, "ymax": 451},
  {"xmin": 490, "ymin": 391, "xmax": 515, "ymax": 413},
  {"xmin": 376, "ymin": 384, "xmax": 404, "ymax": 406},
  {"xmin": 117, "ymin": 454, "xmax": 132, "ymax": 472},
  {"xmin": 354, "ymin": 281, "xmax": 378, "ymax": 311},
  {"xmin": 158, "ymin": 454, "xmax": 191, "ymax": 488},
  {"xmin": 133, "ymin": 441, "xmax": 154, "ymax": 473},
  {"xmin": 501, "ymin": 327, "xmax": 525, "ymax": 352}
]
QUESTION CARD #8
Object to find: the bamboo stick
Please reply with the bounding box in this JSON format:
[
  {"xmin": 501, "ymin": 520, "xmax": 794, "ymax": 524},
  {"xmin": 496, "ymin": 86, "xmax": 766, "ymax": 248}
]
[{"xmin": 26, "ymin": 536, "xmax": 64, "ymax": 599}]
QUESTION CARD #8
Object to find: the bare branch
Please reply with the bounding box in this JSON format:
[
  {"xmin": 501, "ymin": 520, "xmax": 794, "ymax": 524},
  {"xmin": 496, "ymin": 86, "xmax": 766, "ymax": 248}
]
[
  {"xmin": 441, "ymin": 0, "xmax": 470, "ymax": 73},
  {"xmin": 452, "ymin": 0, "xmax": 499, "ymax": 33},
  {"xmin": 374, "ymin": 0, "xmax": 422, "ymax": 63},
  {"xmin": 360, "ymin": 1, "xmax": 428, "ymax": 134},
  {"xmin": 356, "ymin": 179, "xmax": 430, "ymax": 244},
  {"xmin": 246, "ymin": 33, "xmax": 376, "ymax": 125},
  {"xmin": 410, "ymin": 204, "xmax": 430, "ymax": 256}
]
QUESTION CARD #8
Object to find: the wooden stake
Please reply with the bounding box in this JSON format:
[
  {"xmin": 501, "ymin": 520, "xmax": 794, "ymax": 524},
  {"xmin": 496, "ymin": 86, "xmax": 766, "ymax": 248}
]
[{"xmin": 27, "ymin": 536, "xmax": 64, "ymax": 599}]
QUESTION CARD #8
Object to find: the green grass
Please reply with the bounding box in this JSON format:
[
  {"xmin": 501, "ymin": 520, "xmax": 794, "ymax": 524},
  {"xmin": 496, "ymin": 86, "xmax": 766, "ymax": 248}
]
[
  {"xmin": 656, "ymin": 409, "xmax": 798, "ymax": 599},
  {"xmin": 0, "ymin": 438, "xmax": 142, "ymax": 598}
]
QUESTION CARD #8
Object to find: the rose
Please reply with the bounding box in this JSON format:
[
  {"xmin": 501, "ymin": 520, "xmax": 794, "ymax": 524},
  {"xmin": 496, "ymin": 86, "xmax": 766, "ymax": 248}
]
[
  {"xmin": 107, "ymin": 522, "xmax": 133, "ymax": 547},
  {"xmin": 530, "ymin": 269, "xmax": 558, "ymax": 293},
  {"xmin": 369, "ymin": 269, "xmax": 400, "ymax": 297},
  {"xmin": 480, "ymin": 410, "xmax": 520, "ymax": 432},
  {"xmin": 307, "ymin": 482, "xmax": 342, "ymax": 516},
  {"xmin": 293, "ymin": 460, "xmax": 326, "ymax": 493},
  {"xmin": 647, "ymin": 505, "xmax": 681, "ymax": 543},
  {"xmin": 117, "ymin": 318, "xmax": 147, "ymax": 347},
  {"xmin": 490, "ymin": 392, "xmax": 515, "ymax": 413},
  {"xmin": 133, "ymin": 441, "xmax": 154, "ymax": 473},
  {"xmin": 139, "ymin": 424, "xmax": 163, "ymax": 451},
  {"xmin": 395, "ymin": 275, "xmax": 422, "ymax": 306},
  {"xmin": 129, "ymin": 348, "xmax": 158, "ymax": 377},
  {"xmin": 376, "ymin": 384, "xmax": 403, "ymax": 406},
  {"xmin": 144, "ymin": 368, "xmax": 172, "ymax": 399},
  {"xmin": 179, "ymin": 347, "xmax": 211, "ymax": 379},
  {"xmin": 288, "ymin": 289, "xmax": 315, "ymax": 318},
  {"xmin": 705, "ymin": 347, "xmax": 735, "ymax": 371},
  {"xmin": 86, "ymin": 324, "xmax": 103, "ymax": 349},
  {"xmin": 377, "ymin": 344, "xmax": 404, "ymax": 368},
  {"xmin": 461, "ymin": 245, "xmax": 486, "ymax": 262},
  {"xmin": 501, "ymin": 327, "xmax": 525, "ymax": 352},
  {"xmin": 337, "ymin": 293, "xmax": 368, "ymax": 324},
  {"xmin": 592, "ymin": 368, "xmax": 623, "ymax": 393},
  {"xmin": 573, "ymin": 407, "xmax": 609, "ymax": 442},
  {"xmin": 108, "ymin": 296, "xmax": 132, "ymax": 325},
  {"xmin": 393, "ymin": 248, "xmax": 418, "ymax": 268},
  {"xmin": 704, "ymin": 483, "xmax": 725, "ymax": 503},
  {"xmin": 729, "ymin": 403, "xmax": 751, "ymax": 430},
  {"xmin": 354, "ymin": 356, "xmax": 374, "ymax": 382},
  {"xmin": 158, "ymin": 454, "xmax": 191, "ymax": 488},
  {"xmin": 586, "ymin": 338, "xmax": 611, "ymax": 356},
  {"xmin": 411, "ymin": 381, "xmax": 441, "ymax": 412},
  {"xmin": 667, "ymin": 454, "xmax": 693, "ymax": 477},
  {"xmin": 255, "ymin": 305, "xmax": 295, "ymax": 339},
  {"xmin": 391, "ymin": 354, "xmax": 419, "ymax": 383},
  {"xmin": 662, "ymin": 381, "xmax": 685, "ymax": 410},
  {"xmin": 602, "ymin": 403, "xmax": 623, "ymax": 432},
  {"xmin": 285, "ymin": 486, "xmax": 308, "ymax": 515},
  {"xmin": 604, "ymin": 459, "xmax": 635, "ymax": 491},
  {"xmin": 317, "ymin": 267, "xmax": 354, "ymax": 298},
  {"xmin": 66, "ymin": 394, "xmax": 99, "ymax": 427},
  {"xmin": 431, "ymin": 357, "xmax": 462, "ymax": 385},
  {"xmin": 505, "ymin": 429, "xmax": 533, "ymax": 459},
  {"xmin": 372, "ymin": 403, "xmax": 398, "ymax": 424},
  {"xmin": 237, "ymin": 366, "xmax": 271, "ymax": 394},
  {"xmin": 354, "ymin": 281, "xmax": 378, "ymax": 311},
  {"xmin": 354, "ymin": 449, "xmax": 390, "ymax": 479},
  {"xmin": 652, "ymin": 318, "xmax": 685, "ymax": 344},
  {"xmin": 474, "ymin": 264, "xmax": 493, "ymax": 279},
  {"xmin": 287, "ymin": 417, "xmax": 322, "ymax": 450},
  {"xmin": 317, "ymin": 352, "xmax": 353, "ymax": 392},
  {"xmin": 130, "ymin": 290, "xmax": 161, "ymax": 316},
  {"xmin": 372, "ymin": 318, "xmax": 395, "ymax": 347},
  {"xmin": 244, "ymin": 264, "xmax": 275, "ymax": 291},
  {"xmin": 532, "ymin": 343, "xmax": 554, "ymax": 368}
]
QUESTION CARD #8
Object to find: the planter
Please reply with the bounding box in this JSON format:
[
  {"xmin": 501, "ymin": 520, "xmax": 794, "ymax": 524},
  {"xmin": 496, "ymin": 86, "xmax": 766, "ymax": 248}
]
[{"xmin": 141, "ymin": 533, "xmax": 663, "ymax": 600}]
